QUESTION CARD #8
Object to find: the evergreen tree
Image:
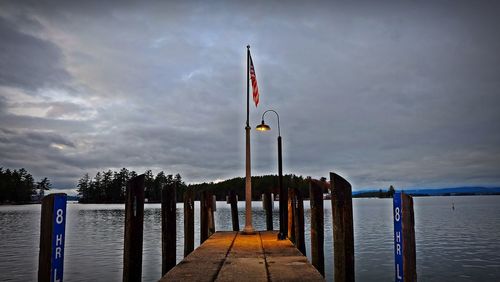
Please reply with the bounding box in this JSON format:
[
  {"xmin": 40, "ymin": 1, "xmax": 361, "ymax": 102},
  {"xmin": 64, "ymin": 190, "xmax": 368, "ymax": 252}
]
[
  {"xmin": 36, "ymin": 177, "xmax": 51, "ymax": 198},
  {"xmin": 102, "ymin": 170, "xmax": 113, "ymax": 202},
  {"xmin": 388, "ymin": 185, "xmax": 396, "ymax": 198},
  {"xmin": 144, "ymin": 170, "xmax": 155, "ymax": 201},
  {"xmin": 0, "ymin": 167, "xmax": 44, "ymax": 203},
  {"xmin": 93, "ymin": 172, "xmax": 102, "ymax": 202},
  {"xmin": 0, "ymin": 168, "xmax": 5, "ymax": 202},
  {"xmin": 77, "ymin": 173, "xmax": 91, "ymax": 202},
  {"xmin": 117, "ymin": 168, "xmax": 130, "ymax": 201},
  {"xmin": 153, "ymin": 171, "xmax": 167, "ymax": 202}
]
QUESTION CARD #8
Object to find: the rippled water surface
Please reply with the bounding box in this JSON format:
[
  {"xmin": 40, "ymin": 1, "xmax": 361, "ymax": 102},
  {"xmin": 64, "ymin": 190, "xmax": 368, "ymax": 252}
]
[{"xmin": 1, "ymin": 196, "xmax": 499, "ymax": 281}]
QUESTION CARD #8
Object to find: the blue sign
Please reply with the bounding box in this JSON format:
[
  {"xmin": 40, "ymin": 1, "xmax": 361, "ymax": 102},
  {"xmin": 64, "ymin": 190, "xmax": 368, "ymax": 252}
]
[
  {"xmin": 393, "ymin": 192, "xmax": 403, "ymax": 281},
  {"xmin": 51, "ymin": 194, "xmax": 67, "ymax": 282}
]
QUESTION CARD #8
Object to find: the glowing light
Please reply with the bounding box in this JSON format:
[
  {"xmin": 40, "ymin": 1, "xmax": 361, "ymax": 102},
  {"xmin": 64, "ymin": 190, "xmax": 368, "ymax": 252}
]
[{"xmin": 256, "ymin": 120, "xmax": 271, "ymax": 131}]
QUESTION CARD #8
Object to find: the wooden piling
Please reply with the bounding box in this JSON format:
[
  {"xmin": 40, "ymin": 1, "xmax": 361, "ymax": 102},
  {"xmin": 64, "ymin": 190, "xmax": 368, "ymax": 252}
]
[
  {"xmin": 263, "ymin": 191, "xmax": 273, "ymax": 231},
  {"xmin": 200, "ymin": 191, "xmax": 209, "ymax": 244},
  {"xmin": 208, "ymin": 192, "xmax": 215, "ymax": 236},
  {"xmin": 402, "ymin": 193, "xmax": 417, "ymax": 281},
  {"xmin": 123, "ymin": 174, "xmax": 145, "ymax": 282},
  {"xmin": 287, "ymin": 188, "xmax": 295, "ymax": 243},
  {"xmin": 38, "ymin": 193, "xmax": 67, "ymax": 282},
  {"xmin": 330, "ymin": 172, "xmax": 355, "ymax": 282},
  {"xmin": 310, "ymin": 179, "xmax": 325, "ymax": 276},
  {"xmin": 162, "ymin": 182, "xmax": 177, "ymax": 275},
  {"xmin": 183, "ymin": 188, "xmax": 195, "ymax": 257},
  {"xmin": 293, "ymin": 187, "xmax": 306, "ymax": 255},
  {"xmin": 229, "ymin": 190, "xmax": 239, "ymax": 231}
]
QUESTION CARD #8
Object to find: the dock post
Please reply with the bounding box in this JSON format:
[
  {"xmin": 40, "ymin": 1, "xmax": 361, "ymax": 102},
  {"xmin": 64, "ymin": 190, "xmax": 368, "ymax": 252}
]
[
  {"xmin": 293, "ymin": 187, "xmax": 306, "ymax": 255},
  {"xmin": 393, "ymin": 192, "xmax": 417, "ymax": 282},
  {"xmin": 123, "ymin": 174, "xmax": 145, "ymax": 282},
  {"xmin": 310, "ymin": 179, "xmax": 325, "ymax": 276},
  {"xmin": 330, "ymin": 172, "xmax": 355, "ymax": 282},
  {"xmin": 162, "ymin": 182, "xmax": 177, "ymax": 275},
  {"xmin": 208, "ymin": 192, "xmax": 215, "ymax": 236},
  {"xmin": 38, "ymin": 193, "xmax": 67, "ymax": 282},
  {"xmin": 200, "ymin": 191, "xmax": 209, "ymax": 244},
  {"xmin": 183, "ymin": 188, "xmax": 194, "ymax": 257},
  {"xmin": 287, "ymin": 188, "xmax": 295, "ymax": 243},
  {"xmin": 263, "ymin": 190, "xmax": 273, "ymax": 231},
  {"xmin": 229, "ymin": 190, "xmax": 239, "ymax": 231},
  {"xmin": 212, "ymin": 195, "xmax": 217, "ymax": 211}
]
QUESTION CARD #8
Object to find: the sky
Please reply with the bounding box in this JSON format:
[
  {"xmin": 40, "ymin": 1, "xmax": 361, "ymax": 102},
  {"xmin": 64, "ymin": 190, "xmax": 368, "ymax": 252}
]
[{"xmin": 1, "ymin": 0, "xmax": 499, "ymax": 192}]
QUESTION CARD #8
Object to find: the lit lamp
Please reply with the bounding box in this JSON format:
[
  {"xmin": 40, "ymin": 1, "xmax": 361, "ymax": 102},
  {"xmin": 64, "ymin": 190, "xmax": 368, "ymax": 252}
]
[
  {"xmin": 256, "ymin": 110, "xmax": 287, "ymax": 240},
  {"xmin": 256, "ymin": 121, "xmax": 271, "ymax": 132}
]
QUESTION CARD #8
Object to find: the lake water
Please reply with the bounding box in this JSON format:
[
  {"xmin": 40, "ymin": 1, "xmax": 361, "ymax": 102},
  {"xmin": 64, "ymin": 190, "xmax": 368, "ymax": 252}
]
[{"xmin": 1, "ymin": 196, "xmax": 499, "ymax": 281}]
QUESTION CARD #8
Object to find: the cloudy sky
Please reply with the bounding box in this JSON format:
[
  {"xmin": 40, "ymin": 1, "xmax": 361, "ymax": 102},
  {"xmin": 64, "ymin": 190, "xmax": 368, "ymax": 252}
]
[{"xmin": 1, "ymin": 0, "xmax": 499, "ymax": 192}]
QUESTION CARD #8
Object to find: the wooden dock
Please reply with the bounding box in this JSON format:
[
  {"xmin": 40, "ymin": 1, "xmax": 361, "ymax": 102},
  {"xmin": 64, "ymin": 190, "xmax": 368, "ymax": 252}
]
[{"xmin": 160, "ymin": 231, "xmax": 324, "ymax": 282}]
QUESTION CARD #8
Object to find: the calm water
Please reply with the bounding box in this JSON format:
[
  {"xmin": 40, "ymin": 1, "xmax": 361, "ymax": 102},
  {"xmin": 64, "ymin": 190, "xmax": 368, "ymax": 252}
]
[{"xmin": 1, "ymin": 196, "xmax": 499, "ymax": 281}]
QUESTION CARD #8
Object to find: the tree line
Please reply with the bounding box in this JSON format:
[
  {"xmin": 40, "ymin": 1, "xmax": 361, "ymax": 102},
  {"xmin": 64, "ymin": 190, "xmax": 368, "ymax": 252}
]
[
  {"xmin": 77, "ymin": 168, "xmax": 186, "ymax": 203},
  {"xmin": 0, "ymin": 167, "xmax": 51, "ymax": 203},
  {"xmin": 352, "ymin": 185, "xmax": 396, "ymax": 198},
  {"xmin": 191, "ymin": 174, "xmax": 314, "ymax": 201},
  {"xmin": 77, "ymin": 170, "xmax": 317, "ymax": 203}
]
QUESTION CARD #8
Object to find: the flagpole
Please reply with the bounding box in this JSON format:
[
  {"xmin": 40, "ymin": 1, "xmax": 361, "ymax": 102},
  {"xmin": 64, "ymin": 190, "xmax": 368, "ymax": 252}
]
[
  {"xmin": 243, "ymin": 45, "xmax": 255, "ymax": 234},
  {"xmin": 246, "ymin": 45, "xmax": 250, "ymax": 128}
]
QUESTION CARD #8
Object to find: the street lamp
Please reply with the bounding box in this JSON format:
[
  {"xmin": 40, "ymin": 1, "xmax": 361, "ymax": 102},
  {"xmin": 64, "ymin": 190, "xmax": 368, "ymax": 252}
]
[{"xmin": 256, "ymin": 109, "xmax": 287, "ymax": 240}]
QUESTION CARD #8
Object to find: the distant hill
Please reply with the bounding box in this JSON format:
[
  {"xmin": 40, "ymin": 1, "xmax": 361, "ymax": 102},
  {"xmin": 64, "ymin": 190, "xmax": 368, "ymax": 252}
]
[
  {"xmin": 400, "ymin": 187, "xmax": 500, "ymax": 196},
  {"xmin": 353, "ymin": 187, "xmax": 500, "ymax": 197},
  {"xmin": 67, "ymin": 195, "xmax": 80, "ymax": 201}
]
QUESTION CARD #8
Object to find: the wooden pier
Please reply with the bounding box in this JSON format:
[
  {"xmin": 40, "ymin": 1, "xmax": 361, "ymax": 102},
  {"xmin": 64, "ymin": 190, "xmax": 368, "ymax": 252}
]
[
  {"xmin": 36, "ymin": 173, "xmax": 416, "ymax": 281},
  {"xmin": 160, "ymin": 231, "xmax": 324, "ymax": 282}
]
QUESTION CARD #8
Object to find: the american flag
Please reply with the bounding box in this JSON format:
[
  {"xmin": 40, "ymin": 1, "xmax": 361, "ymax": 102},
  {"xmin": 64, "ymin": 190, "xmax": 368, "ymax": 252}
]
[{"xmin": 249, "ymin": 54, "xmax": 259, "ymax": 107}]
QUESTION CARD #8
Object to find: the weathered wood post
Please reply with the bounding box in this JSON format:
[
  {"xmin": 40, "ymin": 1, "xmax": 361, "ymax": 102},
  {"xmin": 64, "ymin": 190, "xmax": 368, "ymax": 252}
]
[
  {"xmin": 208, "ymin": 192, "xmax": 215, "ymax": 236},
  {"xmin": 330, "ymin": 172, "xmax": 355, "ymax": 282},
  {"xmin": 310, "ymin": 179, "xmax": 325, "ymax": 276},
  {"xmin": 38, "ymin": 193, "xmax": 67, "ymax": 282},
  {"xmin": 229, "ymin": 190, "xmax": 239, "ymax": 231},
  {"xmin": 200, "ymin": 191, "xmax": 209, "ymax": 244},
  {"xmin": 183, "ymin": 188, "xmax": 195, "ymax": 257},
  {"xmin": 162, "ymin": 182, "xmax": 177, "ymax": 275},
  {"xmin": 263, "ymin": 190, "xmax": 273, "ymax": 231},
  {"xmin": 293, "ymin": 187, "xmax": 306, "ymax": 255},
  {"xmin": 123, "ymin": 174, "xmax": 145, "ymax": 282},
  {"xmin": 287, "ymin": 188, "xmax": 295, "ymax": 243},
  {"xmin": 393, "ymin": 192, "xmax": 417, "ymax": 282}
]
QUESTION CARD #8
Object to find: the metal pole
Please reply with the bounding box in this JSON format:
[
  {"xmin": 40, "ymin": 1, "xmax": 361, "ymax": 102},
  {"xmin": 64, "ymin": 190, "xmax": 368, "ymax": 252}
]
[
  {"xmin": 277, "ymin": 135, "xmax": 287, "ymax": 240},
  {"xmin": 243, "ymin": 45, "xmax": 255, "ymax": 234},
  {"xmin": 260, "ymin": 109, "xmax": 286, "ymax": 240},
  {"xmin": 246, "ymin": 45, "xmax": 250, "ymax": 128}
]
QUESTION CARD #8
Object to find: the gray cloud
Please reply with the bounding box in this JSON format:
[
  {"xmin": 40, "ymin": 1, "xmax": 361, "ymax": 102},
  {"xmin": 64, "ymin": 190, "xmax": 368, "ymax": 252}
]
[
  {"xmin": 0, "ymin": 0, "xmax": 499, "ymax": 191},
  {"xmin": 0, "ymin": 16, "xmax": 70, "ymax": 91}
]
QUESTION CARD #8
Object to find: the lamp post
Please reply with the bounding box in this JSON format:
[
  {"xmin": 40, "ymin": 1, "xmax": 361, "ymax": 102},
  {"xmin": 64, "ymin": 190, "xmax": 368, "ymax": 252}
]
[{"xmin": 256, "ymin": 109, "xmax": 287, "ymax": 240}]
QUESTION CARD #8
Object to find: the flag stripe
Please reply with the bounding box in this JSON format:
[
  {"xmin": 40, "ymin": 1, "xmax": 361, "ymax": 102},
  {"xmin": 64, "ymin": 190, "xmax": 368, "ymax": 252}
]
[{"xmin": 249, "ymin": 54, "xmax": 259, "ymax": 107}]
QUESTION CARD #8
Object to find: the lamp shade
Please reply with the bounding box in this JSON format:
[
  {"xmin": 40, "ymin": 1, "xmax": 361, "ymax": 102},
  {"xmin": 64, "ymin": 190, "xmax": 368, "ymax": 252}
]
[{"xmin": 256, "ymin": 120, "xmax": 271, "ymax": 131}]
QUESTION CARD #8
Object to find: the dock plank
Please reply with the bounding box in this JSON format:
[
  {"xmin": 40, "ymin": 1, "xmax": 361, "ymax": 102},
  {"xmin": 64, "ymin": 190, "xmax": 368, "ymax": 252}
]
[
  {"xmin": 217, "ymin": 232, "xmax": 267, "ymax": 281},
  {"xmin": 160, "ymin": 231, "xmax": 324, "ymax": 282},
  {"xmin": 160, "ymin": 232, "xmax": 236, "ymax": 282}
]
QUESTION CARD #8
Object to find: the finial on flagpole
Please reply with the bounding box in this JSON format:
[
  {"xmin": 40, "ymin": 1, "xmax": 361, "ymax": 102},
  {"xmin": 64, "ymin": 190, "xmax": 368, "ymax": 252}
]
[{"xmin": 247, "ymin": 45, "xmax": 250, "ymax": 49}]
